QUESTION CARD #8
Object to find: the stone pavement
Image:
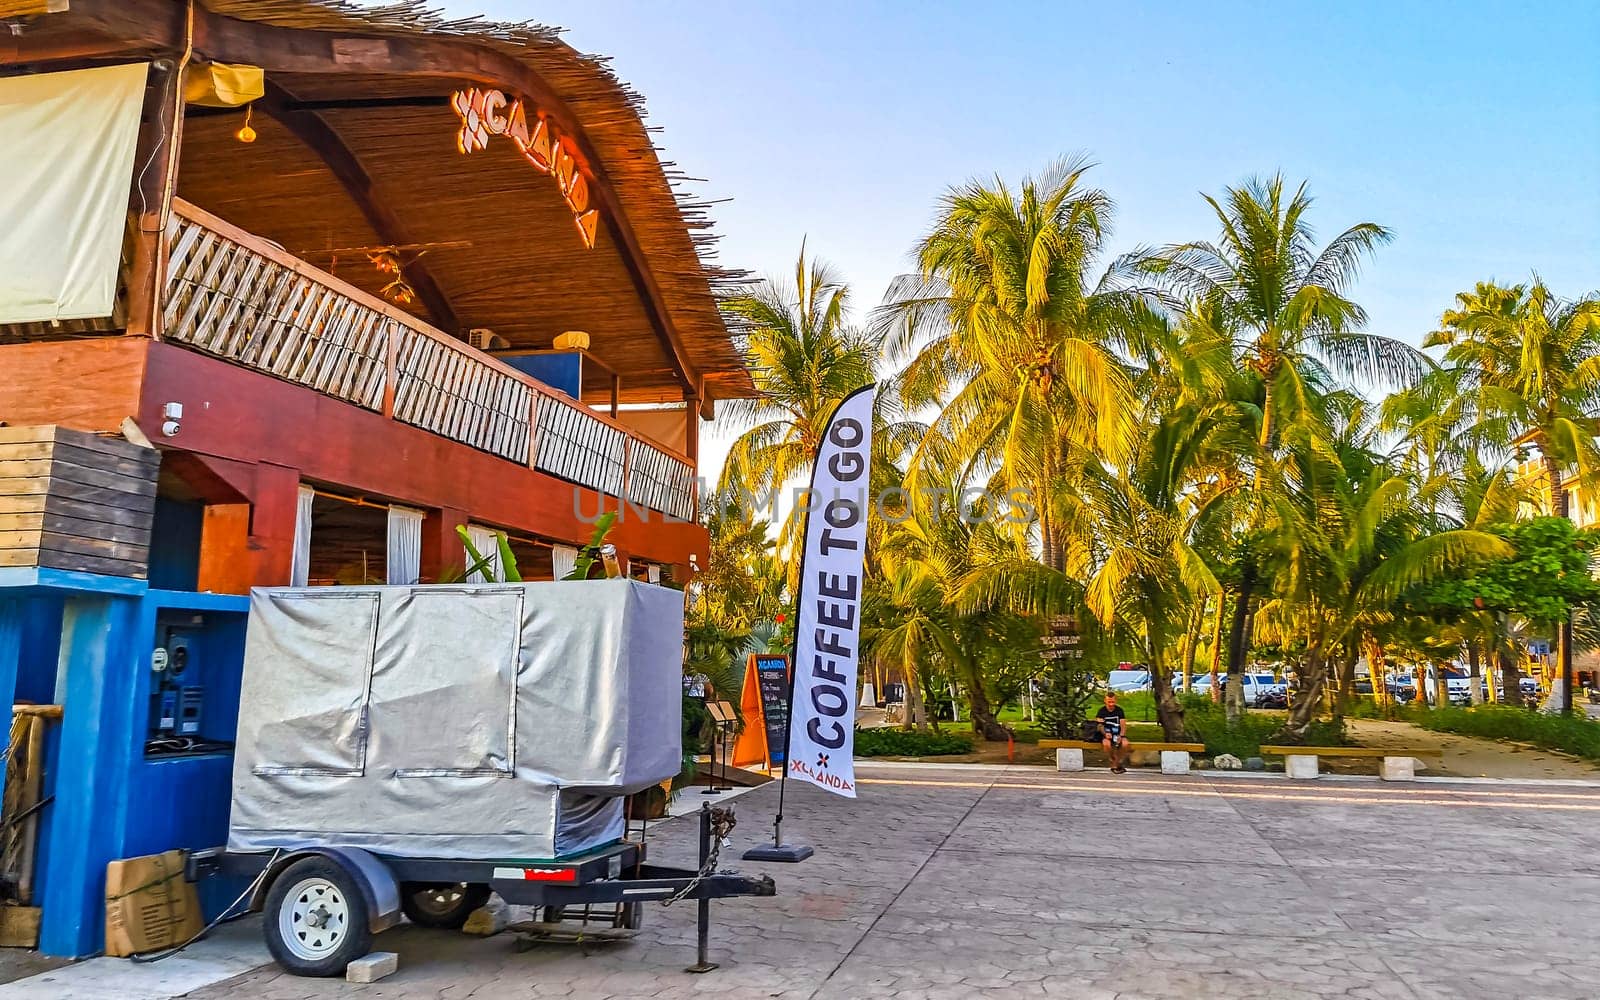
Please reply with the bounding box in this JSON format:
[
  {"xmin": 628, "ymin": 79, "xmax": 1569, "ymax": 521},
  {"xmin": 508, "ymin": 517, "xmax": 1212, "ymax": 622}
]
[{"xmin": 182, "ymin": 762, "xmax": 1600, "ymax": 999}]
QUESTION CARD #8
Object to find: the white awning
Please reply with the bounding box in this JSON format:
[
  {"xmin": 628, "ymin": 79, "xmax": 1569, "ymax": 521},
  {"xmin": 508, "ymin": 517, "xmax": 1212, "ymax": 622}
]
[{"xmin": 0, "ymin": 63, "xmax": 148, "ymax": 323}]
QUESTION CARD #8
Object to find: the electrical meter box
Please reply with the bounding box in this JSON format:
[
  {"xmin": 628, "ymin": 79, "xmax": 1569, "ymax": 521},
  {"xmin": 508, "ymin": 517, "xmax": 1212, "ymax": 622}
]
[{"xmin": 145, "ymin": 612, "xmax": 236, "ymax": 758}]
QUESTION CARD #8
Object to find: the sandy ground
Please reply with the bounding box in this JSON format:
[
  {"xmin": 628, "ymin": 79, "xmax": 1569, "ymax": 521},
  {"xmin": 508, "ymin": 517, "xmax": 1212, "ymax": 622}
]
[{"xmin": 1345, "ymin": 717, "xmax": 1600, "ymax": 779}]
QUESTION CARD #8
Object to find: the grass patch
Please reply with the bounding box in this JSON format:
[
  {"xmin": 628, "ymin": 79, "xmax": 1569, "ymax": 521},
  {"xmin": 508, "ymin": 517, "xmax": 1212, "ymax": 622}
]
[
  {"xmin": 1404, "ymin": 704, "xmax": 1600, "ymax": 761},
  {"xmin": 853, "ymin": 727, "xmax": 975, "ymax": 757}
]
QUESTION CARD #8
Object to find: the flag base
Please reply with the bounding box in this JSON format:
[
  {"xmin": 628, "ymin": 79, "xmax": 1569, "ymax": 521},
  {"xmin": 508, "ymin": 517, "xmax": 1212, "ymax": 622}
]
[{"xmin": 742, "ymin": 842, "xmax": 813, "ymax": 863}]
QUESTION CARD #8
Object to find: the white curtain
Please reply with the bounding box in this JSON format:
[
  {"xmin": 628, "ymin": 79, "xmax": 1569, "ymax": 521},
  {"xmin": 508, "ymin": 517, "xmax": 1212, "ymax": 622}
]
[
  {"xmin": 465, "ymin": 524, "xmax": 503, "ymax": 583},
  {"xmin": 0, "ymin": 64, "xmax": 148, "ymax": 323},
  {"xmin": 386, "ymin": 506, "xmax": 424, "ymax": 585},
  {"xmin": 551, "ymin": 544, "xmax": 579, "ymax": 582},
  {"xmin": 290, "ymin": 485, "xmax": 314, "ymax": 587},
  {"xmin": 646, "ymin": 564, "xmax": 661, "ymax": 584}
]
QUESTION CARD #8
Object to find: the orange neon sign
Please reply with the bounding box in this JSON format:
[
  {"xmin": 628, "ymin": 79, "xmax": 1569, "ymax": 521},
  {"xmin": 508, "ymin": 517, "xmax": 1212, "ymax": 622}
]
[{"xmin": 450, "ymin": 88, "xmax": 600, "ymax": 249}]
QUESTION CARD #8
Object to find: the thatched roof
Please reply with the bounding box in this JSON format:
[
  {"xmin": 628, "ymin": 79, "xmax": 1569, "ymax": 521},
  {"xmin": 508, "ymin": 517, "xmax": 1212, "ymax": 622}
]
[{"xmin": 10, "ymin": 0, "xmax": 756, "ymax": 403}]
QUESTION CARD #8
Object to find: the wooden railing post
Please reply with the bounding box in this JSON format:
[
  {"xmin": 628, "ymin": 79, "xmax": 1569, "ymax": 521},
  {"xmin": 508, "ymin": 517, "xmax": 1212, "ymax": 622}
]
[
  {"xmin": 621, "ymin": 434, "xmax": 633, "ymax": 517},
  {"xmin": 382, "ymin": 322, "xmax": 398, "ymax": 418}
]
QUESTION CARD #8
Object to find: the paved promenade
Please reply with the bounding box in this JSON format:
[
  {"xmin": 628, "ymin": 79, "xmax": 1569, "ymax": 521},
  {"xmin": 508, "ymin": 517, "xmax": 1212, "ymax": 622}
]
[{"xmin": 183, "ymin": 762, "xmax": 1600, "ymax": 999}]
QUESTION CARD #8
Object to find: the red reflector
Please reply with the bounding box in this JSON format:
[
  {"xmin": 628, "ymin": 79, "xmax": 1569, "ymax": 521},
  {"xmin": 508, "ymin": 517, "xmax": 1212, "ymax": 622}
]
[{"xmin": 523, "ymin": 867, "xmax": 577, "ymax": 882}]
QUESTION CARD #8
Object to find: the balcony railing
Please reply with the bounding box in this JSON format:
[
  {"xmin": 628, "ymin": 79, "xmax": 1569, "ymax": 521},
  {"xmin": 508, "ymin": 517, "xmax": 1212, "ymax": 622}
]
[{"xmin": 162, "ymin": 199, "xmax": 697, "ymax": 521}]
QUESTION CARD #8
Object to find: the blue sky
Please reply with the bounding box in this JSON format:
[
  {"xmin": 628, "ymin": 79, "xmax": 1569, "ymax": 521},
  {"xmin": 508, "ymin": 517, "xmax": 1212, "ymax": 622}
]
[{"xmin": 452, "ymin": 1, "xmax": 1599, "ymax": 475}]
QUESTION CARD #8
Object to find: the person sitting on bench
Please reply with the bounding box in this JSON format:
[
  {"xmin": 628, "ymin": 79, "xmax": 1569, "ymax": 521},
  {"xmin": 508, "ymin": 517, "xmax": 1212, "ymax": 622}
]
[{"xmin": 1096, "ymin": 692, "xmax": 1130, "ymax": 773}]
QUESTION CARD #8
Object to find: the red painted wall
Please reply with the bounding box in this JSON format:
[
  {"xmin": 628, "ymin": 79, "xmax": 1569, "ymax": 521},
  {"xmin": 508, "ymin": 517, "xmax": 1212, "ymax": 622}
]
[{"xmin": 131, "ymin": 342, "xmax": 707, "ymax": 573}]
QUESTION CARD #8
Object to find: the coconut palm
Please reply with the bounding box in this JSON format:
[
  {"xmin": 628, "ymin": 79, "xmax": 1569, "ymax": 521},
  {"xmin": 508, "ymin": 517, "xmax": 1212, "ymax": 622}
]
[
  {"xmin": 720, "ymin": 246, "xmax": 882, "ymax": 499},
  {"xmin": 1137, "ymin": 175, "xmax": 1423, "ymax": 694},
  {"xmin": 1425, "ymin": 280, "xmax": 1600, "ymax": 709},
  {"xmin": 1252, "ymin": 396, "xmax": 1512, "ymax": 732},
  {"xmin": 1426, "ymin": 280, "xmax": 1600, "ymax": 520},
  {"xmin": 879, "ymin": 156, "xmax": 1158, "ymax": 571}
]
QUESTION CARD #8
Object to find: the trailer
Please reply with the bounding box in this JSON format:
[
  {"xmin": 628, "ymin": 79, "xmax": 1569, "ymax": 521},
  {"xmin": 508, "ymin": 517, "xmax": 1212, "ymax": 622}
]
[
  {"xmin": 188, "ymin": 804, "xmax": 773, "ymax": 976},
  {"xmin": 201, "ymin": 581, "xmax": 776, "ymax": 977}
]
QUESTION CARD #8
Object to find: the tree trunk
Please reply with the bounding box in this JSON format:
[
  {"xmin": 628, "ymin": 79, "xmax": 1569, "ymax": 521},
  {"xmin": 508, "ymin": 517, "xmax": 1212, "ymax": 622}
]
[
  {"xmin": 1208, "ymin": 595, "xmax": 1226, "ymax": 704},
  {"xmin": 1146, "ymin": 622, "xmax": 1187, "ymax": 741},
  {"xmin": 1284, "ymin": 648, "xmax": 1326, "ymax": 735},
  {"xmin": 955, "ymin": 661, "xmax": 1009, "ymax": 742},
  {"xmin": 1363, "ymin": 633, "xmax": 1388, "ymax": 714},
  {"xmin": 1544, "ymin": 453, "xmax": 1576, "ymax": 715},
  {"xmin": 902, "ymin": 663, "xmax": 929, "ymax": 732},
  {"xmin": 1467, "ymin": 642, "xmax": 1485, "ymax": 706},
  {"xmin": 1333, "ymin": 648, "xmax": 1357, "ymax": 715},
  {"xmin": 1225, "ymin": 567, "xmax": 1255, "ymax": 724},
  {"xmin": 1180, "ymin": 602, "xmax": 1203, "ymax": 694},
  {"xmin": 1497, "ymin": 645, "xmax": 1519, "ymax": 709}
]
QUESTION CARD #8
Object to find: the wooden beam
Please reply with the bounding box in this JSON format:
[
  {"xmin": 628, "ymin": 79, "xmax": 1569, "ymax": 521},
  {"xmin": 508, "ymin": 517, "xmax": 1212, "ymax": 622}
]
[
  {"xmin": 259, "ymin": 80, "xmax": 461, "ymax": 336},
  {"xmin": 124, "ymin": 60, "xmax": 180, "ymax": 338},
  {"xmin": 51, "ymin": 0, "xmax": 704, "ymax": 395},
  {"xmin": 0, "ymin": 1, "xmax": 69, "ymax": 17}
]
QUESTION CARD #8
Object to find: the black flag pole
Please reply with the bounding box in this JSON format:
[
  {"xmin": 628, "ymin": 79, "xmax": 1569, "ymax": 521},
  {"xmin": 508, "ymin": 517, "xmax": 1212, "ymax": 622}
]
[{"xmin": 742, "ymin": 385, "xmax": 875, "ymax": 862}]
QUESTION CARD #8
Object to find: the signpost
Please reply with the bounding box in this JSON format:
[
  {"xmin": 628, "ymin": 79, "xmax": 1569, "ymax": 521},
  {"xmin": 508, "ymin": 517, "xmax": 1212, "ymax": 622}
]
[{"xmin": 1042, "ymin": 614, "xmax": 1081, "ymax": 661}]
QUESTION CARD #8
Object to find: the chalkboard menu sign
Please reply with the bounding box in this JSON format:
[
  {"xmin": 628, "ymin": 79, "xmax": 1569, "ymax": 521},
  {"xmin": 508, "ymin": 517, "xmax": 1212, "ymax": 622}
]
[{"xmin": 754, "ymin": 654, "xmax": 791, "ymax": 765}]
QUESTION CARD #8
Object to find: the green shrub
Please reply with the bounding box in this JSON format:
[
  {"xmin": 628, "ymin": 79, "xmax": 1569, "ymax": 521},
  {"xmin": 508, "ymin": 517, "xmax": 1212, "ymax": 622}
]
[
  {"xmin": 1405, "ymin": 704, "xmax": 1600, "ymax": 761},
  {"xmin": 1177, "ymin": 694, "xmax": 1281, "ymax": 758},
  {"xmin": 853, "ymin": 728, "xmax": 975, "ymax": 757},
  {"xmin": 1300, "ymin": 716, "xmax": 1349, "ymax": 747}
]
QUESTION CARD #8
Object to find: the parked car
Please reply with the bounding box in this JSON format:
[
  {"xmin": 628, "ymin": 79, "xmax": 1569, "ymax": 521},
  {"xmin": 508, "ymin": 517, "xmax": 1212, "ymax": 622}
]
[
  {"xmin": 1423, "ymin": 667, "xmax": 1474, "ymax": 705},
  {"xmin": 1254, "ymin": 687, "xmax": 1288, "ymax": 709},
  {"xmin": 1108, "ymin": 669, "xmax": 1152, "ymax": 692},
  {"xmin": 1177, "ymin": 672, "xmax": 1280, "ymax": 706}
]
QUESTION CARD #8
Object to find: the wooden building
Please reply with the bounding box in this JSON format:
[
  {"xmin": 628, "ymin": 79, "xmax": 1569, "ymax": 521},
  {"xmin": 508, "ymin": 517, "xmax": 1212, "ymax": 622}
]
[
  {"xmin": 0, "ymin": 0, "xmax": 753, "ymax": 591},
  {"xmin": 0, "ymin": 0, "xmax": 752, "ymax": 957}
]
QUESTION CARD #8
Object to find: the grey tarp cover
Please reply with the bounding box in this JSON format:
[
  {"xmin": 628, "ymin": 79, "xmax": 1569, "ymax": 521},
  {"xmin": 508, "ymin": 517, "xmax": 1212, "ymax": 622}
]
[{"xmin": 228, "ymin": 580, "xmax": 684, "ymax": 860}]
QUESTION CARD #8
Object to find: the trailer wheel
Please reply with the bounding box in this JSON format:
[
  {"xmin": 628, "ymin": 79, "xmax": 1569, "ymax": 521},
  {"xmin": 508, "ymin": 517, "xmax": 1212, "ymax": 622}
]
[
  {"xmin": 263, "ymin": 857, "xmax": 373, "ymax": 977},
  {"xmin": 400, "ymin": 882, "xmax": 491, "ymax": 929}
]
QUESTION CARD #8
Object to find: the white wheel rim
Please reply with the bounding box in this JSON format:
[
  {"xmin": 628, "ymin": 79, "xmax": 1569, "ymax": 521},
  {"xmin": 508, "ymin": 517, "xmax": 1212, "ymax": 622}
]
[{"xmin": 279, "ymin": 877, "xmax": 351, "ymax": 961}]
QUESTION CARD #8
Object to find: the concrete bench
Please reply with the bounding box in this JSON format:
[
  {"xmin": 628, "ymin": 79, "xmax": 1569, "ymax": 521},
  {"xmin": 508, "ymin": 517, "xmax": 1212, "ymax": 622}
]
[
  {"xmin": 1259, "ymin": 745, "xmax": 1428, "ymax": 781},
  {"xmin": 1039, "ymin": 739, "xmax": 1206, "ymax": 774}
]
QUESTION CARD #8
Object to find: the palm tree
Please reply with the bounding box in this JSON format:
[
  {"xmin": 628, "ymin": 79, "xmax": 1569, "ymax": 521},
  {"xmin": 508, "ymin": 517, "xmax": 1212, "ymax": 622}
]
[
  {"xmin": 1253, "ymin": 397, "xmax": 1511, "ymax": 733},
  {"xmin": 1138, "ymin": 175, "xmax": 1422, "ymax": 693},
  {"xmin": 1426, "ymin": 280, "xmax": 1600, "ymax": 710},
  {"xmin": 720, "ymin": 245, "xmax": 882, "ymax": 501},
  {"xmin": 879, "ymin": 156, "xmax": 1156, "ymax": 571}
]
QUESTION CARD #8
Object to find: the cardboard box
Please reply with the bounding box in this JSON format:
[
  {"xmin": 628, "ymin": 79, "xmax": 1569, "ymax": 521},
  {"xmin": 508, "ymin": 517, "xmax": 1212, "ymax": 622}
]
[{"xmin": 104, "ymin": 850, "xmax": 202, "ymax": 957}]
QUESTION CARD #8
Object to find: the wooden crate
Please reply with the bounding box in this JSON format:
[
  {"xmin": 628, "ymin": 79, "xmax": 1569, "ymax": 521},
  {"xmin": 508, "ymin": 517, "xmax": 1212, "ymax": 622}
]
[{"xmin": 0, "ymin": 426, "xmax": 158, "ymax": 579}]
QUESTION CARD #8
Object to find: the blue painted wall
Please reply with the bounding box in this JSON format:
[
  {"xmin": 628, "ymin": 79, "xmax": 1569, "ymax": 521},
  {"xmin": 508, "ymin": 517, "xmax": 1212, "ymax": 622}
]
[
  {"xmin": 502, "ymin": 352, "xmax": 583, "ymax": 399},
  {"xmin": 0, "ymin": 574, "xmax": 251, "ymax": 957}
]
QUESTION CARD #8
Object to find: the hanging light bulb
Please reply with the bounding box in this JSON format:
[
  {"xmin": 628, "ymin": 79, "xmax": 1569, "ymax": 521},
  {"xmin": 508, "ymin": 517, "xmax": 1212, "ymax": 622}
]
[{"xmin": 235, "ymin": 104, "xmax": 257, "ymax": 144}]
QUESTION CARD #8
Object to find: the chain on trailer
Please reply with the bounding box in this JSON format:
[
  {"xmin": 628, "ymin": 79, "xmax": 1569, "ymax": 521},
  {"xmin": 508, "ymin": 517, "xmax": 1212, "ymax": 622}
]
[{"xmin": 661, "ymin": 806, "xmax": 737, "ymax": 907}]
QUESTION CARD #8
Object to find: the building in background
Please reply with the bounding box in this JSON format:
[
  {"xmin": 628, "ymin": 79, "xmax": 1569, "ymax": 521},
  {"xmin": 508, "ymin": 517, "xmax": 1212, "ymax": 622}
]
[{"xmin": 0, "ymin": 0, "xmax": 751, "ymax": 955}]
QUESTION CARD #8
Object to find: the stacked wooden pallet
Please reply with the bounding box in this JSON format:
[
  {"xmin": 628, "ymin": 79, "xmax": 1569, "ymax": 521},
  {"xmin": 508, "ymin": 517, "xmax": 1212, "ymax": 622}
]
[{"xmin": 0, "ymin": 425, "xmax": 158, "ymax": 578}]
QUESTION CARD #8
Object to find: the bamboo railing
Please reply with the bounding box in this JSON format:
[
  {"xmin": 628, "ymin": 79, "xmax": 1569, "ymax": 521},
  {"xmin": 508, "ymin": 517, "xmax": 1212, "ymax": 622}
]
[{"xmin": 162, "ymin": 200, "xmax": 696, "ymax": 518}]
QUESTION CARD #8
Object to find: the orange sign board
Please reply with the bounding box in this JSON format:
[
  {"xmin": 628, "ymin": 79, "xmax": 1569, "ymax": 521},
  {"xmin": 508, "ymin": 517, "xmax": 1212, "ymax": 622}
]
[{"xmin": 732, "ymin": 652, "xmax": 791, "ymax": 771}]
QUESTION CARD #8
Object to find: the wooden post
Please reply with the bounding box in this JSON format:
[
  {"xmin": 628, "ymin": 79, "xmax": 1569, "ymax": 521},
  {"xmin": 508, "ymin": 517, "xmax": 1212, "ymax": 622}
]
[
  {"xmin": 125, "ymin": 60, "xmax": 186, "ymax": 339},
  {"xmin": 420, "ymin": 507, "xmax": 467, "ymax": 583}
]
